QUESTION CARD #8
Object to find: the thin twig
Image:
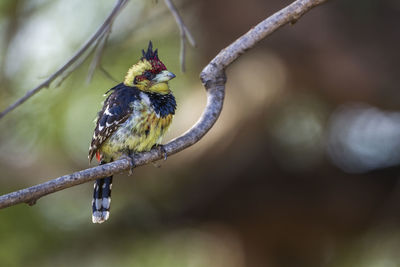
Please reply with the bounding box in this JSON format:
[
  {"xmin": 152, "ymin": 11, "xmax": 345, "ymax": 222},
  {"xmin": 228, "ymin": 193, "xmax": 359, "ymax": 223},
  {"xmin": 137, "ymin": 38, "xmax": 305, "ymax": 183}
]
[
  {"xmin": 99, "ymin": 66, "xmax": 119, "ymax": 83},
  {"xmin": 0, "ymin": 0, "xmax": 328, "ymax": 209},
  {"xmin": 87, "ymin": 24, "xmax": 112, "ymax": 83},
  {"xmin": 164, "ymin": 0, "xmax": 196, "ymax": 72},
  {"xmin": 180, "ymin": 35, "xmax": 186, "ymax": 71},
  {"xmin": 53, "ymin": 48, "xmax": 91, "ymax": 88},
  {"xmin": 0, "ymin": 0, "xmax": 129, "ymax": 120},
  {"xmin": 182, "ymin": 23, "xmax": 195, "ymax": 47}
]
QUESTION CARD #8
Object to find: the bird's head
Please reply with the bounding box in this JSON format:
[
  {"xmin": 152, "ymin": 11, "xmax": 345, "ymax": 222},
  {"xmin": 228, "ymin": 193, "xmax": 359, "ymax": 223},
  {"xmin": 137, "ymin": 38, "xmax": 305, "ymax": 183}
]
[{"xmin": 124, "ymin": 41, "xmax": 175, "ymax": 94}]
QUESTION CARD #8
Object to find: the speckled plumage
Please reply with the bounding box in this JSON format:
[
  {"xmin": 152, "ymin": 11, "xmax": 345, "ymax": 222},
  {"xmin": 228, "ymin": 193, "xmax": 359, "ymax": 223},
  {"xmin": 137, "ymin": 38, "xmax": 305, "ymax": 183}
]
[
  {"xmin": 88, "ymin": 41, "xmax": 176, "ymax": 223},
  {"xmin": 91, "ymin": 85, "xmax": 176, "ymax": 162}
]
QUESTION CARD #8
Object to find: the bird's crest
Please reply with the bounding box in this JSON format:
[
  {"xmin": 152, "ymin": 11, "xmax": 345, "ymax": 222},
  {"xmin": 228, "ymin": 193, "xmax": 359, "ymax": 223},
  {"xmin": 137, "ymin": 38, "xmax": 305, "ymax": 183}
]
[
  {"xmin": 142, "ymin": 41, "xmax": 159, "ymax": 61},
  {"xmin": 140, "ymin": 41, "xmax": 166, "ymax": 73}
]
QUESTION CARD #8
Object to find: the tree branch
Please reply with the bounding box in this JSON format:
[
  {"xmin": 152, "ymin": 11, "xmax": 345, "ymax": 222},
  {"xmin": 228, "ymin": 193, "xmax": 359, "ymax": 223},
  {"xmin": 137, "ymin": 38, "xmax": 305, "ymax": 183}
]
[
  {"xmin": 0, "ymin": 0, "xmax": 129, "ymax": 120},
  {"xmin": 0, "ymin": 0, "xmax": 328, "ymax": 209}
]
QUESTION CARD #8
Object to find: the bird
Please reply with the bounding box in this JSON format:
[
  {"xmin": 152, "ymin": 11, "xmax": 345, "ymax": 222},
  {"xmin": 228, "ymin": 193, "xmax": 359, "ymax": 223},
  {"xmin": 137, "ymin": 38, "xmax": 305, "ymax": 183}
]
[{"xmin": 88, "ymin": 41, "xmax": 176, "ymax": 223}]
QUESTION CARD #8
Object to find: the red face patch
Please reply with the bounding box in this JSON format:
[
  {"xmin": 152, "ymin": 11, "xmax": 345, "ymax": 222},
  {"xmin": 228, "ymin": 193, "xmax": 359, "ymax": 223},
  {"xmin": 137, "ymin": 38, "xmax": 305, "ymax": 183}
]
[{"xmin": 149, "ymin": 59, "xmax": 167, "ymax": 73}]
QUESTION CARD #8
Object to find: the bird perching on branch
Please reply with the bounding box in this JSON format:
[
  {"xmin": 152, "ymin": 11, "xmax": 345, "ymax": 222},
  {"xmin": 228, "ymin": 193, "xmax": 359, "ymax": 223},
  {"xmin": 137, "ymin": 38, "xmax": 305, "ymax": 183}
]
[{"xmin": 88, "ymin": 41, "xmax": 176, "ymax": 223}]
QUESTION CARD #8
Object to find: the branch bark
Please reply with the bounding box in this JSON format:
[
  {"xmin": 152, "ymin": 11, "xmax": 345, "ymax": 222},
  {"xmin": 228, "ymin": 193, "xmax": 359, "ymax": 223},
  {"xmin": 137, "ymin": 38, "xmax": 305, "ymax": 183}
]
[{"xmin": 0, "ymin": 0, "xmax": 328, "ymax": 209}]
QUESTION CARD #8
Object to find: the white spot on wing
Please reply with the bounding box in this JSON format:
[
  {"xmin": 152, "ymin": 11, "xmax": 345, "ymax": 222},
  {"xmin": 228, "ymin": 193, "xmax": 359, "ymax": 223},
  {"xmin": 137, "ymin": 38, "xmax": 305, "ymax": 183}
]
[{"xmin": 104, "ymin": 106, "xmax": 112, "ymax": 116}]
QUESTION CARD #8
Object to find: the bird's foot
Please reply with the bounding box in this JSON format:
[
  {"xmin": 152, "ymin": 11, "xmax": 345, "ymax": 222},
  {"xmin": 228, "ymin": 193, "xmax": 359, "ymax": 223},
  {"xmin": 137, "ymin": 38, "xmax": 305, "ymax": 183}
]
[
  {"xmin": 121, "ymin": 152, "xmax": 136, "ymax": 175},
  {"xmin": 152, "ymin": 144, "xmax": 168, "ymax": 161}
]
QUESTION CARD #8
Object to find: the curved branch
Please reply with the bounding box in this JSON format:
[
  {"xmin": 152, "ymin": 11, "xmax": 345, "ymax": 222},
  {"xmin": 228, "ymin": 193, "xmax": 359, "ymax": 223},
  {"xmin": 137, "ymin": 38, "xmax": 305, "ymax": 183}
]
[
  {"xmin": 0, "ymin": 0, "xmax": 129, "ymax": 120},
  {"xmin": 0, "ymin": 0, "xmax": 328, "ymax": 209}
]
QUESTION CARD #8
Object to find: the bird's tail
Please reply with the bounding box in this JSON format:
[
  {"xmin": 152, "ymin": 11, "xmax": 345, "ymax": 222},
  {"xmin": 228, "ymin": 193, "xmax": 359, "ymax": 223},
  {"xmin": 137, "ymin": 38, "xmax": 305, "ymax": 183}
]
[{"xmin": 92, "ymin": 169, "xmax": 113, "ymax": 223}]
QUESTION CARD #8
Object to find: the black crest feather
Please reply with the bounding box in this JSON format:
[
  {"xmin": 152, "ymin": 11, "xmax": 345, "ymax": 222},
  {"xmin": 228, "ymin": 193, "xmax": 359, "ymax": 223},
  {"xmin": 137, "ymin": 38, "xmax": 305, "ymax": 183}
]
[{"xmin": 142, "ymin": 41, "xmax": 159, "ymax": 61}]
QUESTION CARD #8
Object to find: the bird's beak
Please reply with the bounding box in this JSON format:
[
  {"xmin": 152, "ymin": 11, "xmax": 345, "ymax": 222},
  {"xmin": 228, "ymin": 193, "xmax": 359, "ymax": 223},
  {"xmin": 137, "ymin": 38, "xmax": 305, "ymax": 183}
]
[{"xmin": 153, "ymin": 70, "xmax": 176, "ymax": 83}]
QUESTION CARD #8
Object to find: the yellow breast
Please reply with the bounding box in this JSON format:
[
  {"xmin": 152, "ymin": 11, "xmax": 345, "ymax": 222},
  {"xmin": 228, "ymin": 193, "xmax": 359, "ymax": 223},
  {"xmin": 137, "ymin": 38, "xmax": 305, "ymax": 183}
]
[{"xmin": 99, "ymin": 110, "xmax": 173, "ymax": 161}]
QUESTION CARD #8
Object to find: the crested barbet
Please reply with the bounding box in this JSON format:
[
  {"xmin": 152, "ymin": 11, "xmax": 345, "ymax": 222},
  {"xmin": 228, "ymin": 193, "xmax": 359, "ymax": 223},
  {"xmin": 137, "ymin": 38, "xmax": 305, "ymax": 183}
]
[{"xmin": 88, "ymin": 41, "xmax": 176, "ymax": 223}]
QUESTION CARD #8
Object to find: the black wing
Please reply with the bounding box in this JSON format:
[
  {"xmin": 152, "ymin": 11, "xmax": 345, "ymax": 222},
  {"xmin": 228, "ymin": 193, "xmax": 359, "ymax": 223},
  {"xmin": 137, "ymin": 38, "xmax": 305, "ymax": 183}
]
[{"xmin": 89, "ymin": 83, "xmax": 140, "ymax": 162}]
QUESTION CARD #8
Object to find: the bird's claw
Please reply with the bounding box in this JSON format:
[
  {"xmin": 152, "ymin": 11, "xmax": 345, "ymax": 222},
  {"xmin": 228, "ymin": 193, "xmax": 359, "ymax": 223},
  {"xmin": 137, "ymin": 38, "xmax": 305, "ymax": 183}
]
[
  {"xmin": 122, "ymin": 153, "xmax": 135, "ymax": 175},
  {"xmin": 158, "ymin": 145, "xmax": 168, "ymax": 161},
  {"xmin": 151, "ymin": 144, "xmax": 168, "ymax": 161}
]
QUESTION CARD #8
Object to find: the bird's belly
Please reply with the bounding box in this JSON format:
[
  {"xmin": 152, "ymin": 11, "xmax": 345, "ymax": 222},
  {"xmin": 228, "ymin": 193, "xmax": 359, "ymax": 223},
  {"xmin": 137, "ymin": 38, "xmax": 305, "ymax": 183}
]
[{"xmin": 100, "ymin": 112, "xmax": 173, "ymax": 160}]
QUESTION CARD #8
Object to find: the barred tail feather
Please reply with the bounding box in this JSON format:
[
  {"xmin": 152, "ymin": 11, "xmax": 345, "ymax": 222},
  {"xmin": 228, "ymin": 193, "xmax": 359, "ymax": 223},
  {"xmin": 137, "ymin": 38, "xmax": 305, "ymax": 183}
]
[{"xmin": 92, "ymin": 176, "xmax": 113, "ymax": 223}]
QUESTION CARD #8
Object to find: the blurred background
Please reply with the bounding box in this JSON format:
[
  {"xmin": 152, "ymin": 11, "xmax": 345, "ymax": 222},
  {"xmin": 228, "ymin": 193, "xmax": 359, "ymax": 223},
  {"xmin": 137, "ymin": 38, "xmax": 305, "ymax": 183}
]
[{"xmin": 1, "ymin": 0, "xmax": 400, "ymax": 266}]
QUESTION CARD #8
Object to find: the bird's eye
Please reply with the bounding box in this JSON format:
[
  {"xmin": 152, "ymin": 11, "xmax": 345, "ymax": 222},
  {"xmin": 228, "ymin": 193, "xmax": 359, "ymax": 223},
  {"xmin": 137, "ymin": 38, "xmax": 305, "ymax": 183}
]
[{"xmin": 144, "ymin": 71, "xmax": 155, "ymax": 80}]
